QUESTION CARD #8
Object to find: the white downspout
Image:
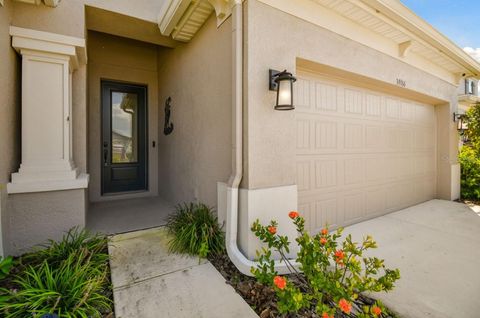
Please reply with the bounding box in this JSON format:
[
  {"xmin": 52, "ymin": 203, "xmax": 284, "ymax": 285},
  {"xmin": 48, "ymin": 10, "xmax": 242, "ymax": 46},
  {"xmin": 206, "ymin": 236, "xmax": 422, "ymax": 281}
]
[{"xmin": 226, "ymin": 0, "xmax": 298, "ymax": 276}]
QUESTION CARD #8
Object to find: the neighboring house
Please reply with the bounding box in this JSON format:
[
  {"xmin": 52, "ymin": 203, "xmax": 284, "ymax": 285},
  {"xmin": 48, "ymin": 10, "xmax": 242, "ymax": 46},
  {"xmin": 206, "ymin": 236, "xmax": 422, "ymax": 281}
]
[
  {"xmin": 458, "ymin": 77, "xmax": 480, "ymax": 112},
  {"xmin": 1, "ymin": 0, "xmax": 480, "ymax": 274}
]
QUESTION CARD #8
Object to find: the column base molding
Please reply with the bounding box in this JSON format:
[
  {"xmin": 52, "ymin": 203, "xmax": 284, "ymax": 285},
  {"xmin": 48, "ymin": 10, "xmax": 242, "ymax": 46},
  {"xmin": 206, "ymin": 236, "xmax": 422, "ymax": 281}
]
[{"xmin": 7, "ymin": 173, "xmax": 89, "ymax": 194}]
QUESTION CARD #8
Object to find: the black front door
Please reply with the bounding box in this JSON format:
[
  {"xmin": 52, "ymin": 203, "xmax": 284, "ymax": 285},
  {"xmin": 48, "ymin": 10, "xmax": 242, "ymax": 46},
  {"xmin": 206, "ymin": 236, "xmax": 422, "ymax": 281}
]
[{"xmin": 101, "ymin": 81, "xmax": 147, "ymax": 194}]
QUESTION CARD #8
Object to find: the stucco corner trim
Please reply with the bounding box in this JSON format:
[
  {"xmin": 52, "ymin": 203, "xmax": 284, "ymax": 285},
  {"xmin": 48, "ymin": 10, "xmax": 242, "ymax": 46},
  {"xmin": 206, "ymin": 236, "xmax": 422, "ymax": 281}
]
[{"xmin": 7, "ymin": 174, "xmax": 89, "ymax": 194}]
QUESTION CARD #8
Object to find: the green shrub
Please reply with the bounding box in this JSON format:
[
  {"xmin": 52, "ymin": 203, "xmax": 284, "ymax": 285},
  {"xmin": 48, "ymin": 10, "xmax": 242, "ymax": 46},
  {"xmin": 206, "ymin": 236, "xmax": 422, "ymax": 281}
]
[
  {"xmin": 166, "ymin": 202, "xmax": 225, "ymax": 258},
  {"xmin": 251, "ymin": 212, "xmax": 400, "ymax": 317},
  {"xmin": 0, "ymin": 256, "xmax": 13, "ymax": 280},
  {"xmin": 22, "ymin": 227, "xmax": 108, "ymax": 268},
  {"xmin": 0, "ymin": 251, "xmax": 111, "ymax": 318},
  {"xmin": 0, "ymin": 228, "xmax": 112, "ymax": 318},
  {"xmin": 459, "ymin": 146, "xmax": 480, "ymax": 200}
]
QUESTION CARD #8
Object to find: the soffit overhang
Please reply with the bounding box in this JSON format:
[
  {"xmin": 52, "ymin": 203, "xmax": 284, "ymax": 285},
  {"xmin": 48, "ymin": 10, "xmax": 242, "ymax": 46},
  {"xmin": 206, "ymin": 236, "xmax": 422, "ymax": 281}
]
[
  {"xmin": 318, "ymin": 0, "xmax": 480, "ymax": 79},
  {"xmin": 158, "ymin": 0, "xmax": 241, "ymax": 42}
]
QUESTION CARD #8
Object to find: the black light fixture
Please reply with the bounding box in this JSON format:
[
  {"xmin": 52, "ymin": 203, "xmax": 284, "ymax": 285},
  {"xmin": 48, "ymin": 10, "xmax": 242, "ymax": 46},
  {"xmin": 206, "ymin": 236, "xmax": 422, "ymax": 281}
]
[
  {"xmin": 453, "ymin": 112, "xmax": 468, "ymax": 131},
  {"xmin": 269, "ymin": 69, "xmax": 297, "ymax": 110},
  {"xmin": 453, "ymin": 112, "xmax": 469, "ymax": 142}
]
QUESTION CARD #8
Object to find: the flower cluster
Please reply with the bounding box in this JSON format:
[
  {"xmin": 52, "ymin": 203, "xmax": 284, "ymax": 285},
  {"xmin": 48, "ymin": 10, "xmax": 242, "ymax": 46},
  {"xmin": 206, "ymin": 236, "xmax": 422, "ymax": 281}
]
[{"xmin": 251, "ymin": 211, "xmax": 400, "ymax": 317}]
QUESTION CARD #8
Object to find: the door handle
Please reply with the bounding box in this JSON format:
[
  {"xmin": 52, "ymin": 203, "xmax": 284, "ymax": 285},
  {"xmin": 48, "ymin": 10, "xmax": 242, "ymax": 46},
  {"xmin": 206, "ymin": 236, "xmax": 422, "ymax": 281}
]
[{"xmin": 103, "ymin": 147, "xmax": 108, "ymax": 166}]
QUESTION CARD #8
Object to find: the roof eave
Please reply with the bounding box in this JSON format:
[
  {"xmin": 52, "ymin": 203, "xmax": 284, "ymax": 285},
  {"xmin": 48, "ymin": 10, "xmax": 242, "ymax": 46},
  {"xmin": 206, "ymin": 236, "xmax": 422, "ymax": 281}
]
[{"xmin": 361, "ymin": 0, "xmax": 480, "ymax": 77}]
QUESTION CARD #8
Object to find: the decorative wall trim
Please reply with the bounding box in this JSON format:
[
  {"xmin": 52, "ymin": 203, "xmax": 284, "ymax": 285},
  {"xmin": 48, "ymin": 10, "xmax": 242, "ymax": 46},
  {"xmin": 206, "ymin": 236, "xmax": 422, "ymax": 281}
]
[
  {"xmin": 8, "ymin": 174, "xmax": 89, "ymax": 194},
  {"xmin": 14, "ymin": 0, "xmax": 60, "ymax": 7},
  {"xmin": 398, "ymin": 40, "xmax": 412, "ymax": 58},
  {"xmin": 8, "ymin": 27, "xmax": 87, "ymax": 194},
  {"xmin": 10, "ymin": 26, "xmax": 86, "ymax": 68}
]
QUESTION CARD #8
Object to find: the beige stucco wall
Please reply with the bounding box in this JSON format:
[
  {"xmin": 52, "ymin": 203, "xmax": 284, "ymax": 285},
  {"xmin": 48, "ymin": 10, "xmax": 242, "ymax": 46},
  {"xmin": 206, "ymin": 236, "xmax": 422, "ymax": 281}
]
[
  {"xmin": 157, "ymin": 15, "xmax": 232, "ymax": 207},
  {"xmin": 87, "ymin": 31, "xmax": 159, "ymax": 202},
  {"xmin": 5, "ymin": 189, "xmax": 86, "ymax": 256},
  {"xmin": 243, "ymin": 0, "xmax": 459, "ymax": 191}
]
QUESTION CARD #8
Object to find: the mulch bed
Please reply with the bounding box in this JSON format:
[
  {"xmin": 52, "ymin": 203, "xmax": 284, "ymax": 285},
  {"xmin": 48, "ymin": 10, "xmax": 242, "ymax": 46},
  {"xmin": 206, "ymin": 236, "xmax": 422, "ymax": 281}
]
[{"xmin": 209, "ymin": 253, "xmax": 398, "ymax": 318}]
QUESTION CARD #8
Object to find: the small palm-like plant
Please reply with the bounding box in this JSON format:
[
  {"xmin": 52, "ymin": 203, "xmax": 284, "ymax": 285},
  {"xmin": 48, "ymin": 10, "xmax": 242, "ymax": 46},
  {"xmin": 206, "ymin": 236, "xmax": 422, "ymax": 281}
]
[
  {"xmin": 166, "ymin": 202, "xmax": 225, "ymax": 258},
  {"xmin": 0, "ymin": 251, "xmax": 111, "ymax": 318},
  {"xmin": 22, "ymin": 227, "xmax": 108, "ymax": 268}
]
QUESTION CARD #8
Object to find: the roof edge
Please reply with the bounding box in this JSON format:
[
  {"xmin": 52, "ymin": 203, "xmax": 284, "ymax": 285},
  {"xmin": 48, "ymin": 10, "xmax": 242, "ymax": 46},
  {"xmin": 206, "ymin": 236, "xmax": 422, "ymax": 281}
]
[{"xmin": 362, "ymin": 0, "xmax": 480, "ymax": 77}]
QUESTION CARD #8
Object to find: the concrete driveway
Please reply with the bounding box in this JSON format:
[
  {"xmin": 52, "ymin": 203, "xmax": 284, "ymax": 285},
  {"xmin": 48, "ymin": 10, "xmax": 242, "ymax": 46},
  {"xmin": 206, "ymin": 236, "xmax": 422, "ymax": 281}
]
[{"xmin": 344, "ymin": 200, "xmax": 480, "ymax": 318}]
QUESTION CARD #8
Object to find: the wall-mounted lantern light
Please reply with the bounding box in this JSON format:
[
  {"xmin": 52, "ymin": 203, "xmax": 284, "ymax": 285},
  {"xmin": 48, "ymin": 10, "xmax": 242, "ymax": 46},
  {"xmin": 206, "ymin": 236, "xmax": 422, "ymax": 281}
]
[
  {"xmin": 453, "ymin": 112, "xmax": 468, "ymax": 131},
  {"xmin": 269, "ymin": 69, "xmax": 297, "ymax": 110},
  {"xmin": 453, "ymin": 112, "xmax": 469, "ymax": 142}
]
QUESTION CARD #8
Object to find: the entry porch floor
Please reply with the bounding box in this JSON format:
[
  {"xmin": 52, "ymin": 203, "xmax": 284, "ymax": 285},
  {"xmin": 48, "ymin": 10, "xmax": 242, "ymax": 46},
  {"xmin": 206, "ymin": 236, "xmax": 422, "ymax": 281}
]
[
  {"xmin": 343, "ymin": 199, "xmax": 480, "ymax": 318},
  {"xmin": 86, "ymin": 196, "xmax": 173, "ymax": 235}
]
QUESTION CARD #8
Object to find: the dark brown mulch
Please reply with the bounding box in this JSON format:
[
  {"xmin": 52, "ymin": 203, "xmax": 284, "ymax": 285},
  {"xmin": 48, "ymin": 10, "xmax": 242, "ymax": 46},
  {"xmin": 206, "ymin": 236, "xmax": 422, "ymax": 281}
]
[
  {"xmin": 209, "ymin": 253, "xmax": 398, "ymax": 318},
  {"xmin": 458, "ymin": 198, "xmax": 480, "ymax": 205}
]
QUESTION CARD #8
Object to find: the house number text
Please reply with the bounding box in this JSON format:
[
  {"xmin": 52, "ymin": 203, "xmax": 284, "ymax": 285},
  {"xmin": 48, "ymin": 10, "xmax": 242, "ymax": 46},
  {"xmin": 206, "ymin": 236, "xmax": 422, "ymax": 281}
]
[{"xmin": 396, "ymin": 78, "xmax": 406, "ymax": 87}]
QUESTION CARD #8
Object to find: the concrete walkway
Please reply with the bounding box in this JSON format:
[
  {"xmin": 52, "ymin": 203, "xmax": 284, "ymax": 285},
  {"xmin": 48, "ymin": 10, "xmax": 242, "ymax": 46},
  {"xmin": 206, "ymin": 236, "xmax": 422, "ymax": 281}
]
[
  {"xmin": 344, "ymin": 199, "xmax": 480, "ymax": 318},
  {"xmin": 108, "ymin": 227, "xmax": 257, "ymax": 318}
]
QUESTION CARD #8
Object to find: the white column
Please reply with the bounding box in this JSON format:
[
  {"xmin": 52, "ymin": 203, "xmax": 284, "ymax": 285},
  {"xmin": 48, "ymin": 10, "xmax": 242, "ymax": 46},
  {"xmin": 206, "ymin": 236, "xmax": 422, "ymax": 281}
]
[{"xmin": 7, "ymin": 27, "xmax": 88, "ymax": 194}]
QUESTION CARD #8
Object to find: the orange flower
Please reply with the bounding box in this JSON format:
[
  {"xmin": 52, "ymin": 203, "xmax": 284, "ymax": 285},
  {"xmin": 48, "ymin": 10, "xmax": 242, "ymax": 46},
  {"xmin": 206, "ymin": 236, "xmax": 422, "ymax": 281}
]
[
  {"xmin": 321, "ymin": 228, "xmax": 328, "ymax": 235},
  {"xmin": 320, "ymin": 237, "xmax": 327, "ymax": 245},
  {"xmin": 338, "ymin": 298, "xmax": 352, "ymax": 314},
  {"xmin": 273, "ymin": 276, "xmax": 287, "ymax": 289},
  {"xmin": 322, "ymin": 313, "xmax": 333, "ymax": 318},
  {"xmin": 288, "ymin": 211, "xmax": 299, "ymax": 219},
  {"xmin": 334, "ymin": 250, "xmax": 345, "ymax": 265},
  {"xmin": 372, "ymin": 306, "xmax": 382, "ymax": 316},
  {"xmin": 268, "ymin": 226, "xmax": 277, "ymax": 235}
]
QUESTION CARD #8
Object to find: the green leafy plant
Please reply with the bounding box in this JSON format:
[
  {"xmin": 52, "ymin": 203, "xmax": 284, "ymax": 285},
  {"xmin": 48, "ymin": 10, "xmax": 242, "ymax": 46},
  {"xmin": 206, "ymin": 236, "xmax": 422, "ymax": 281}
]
[
  {"xmin": 0, "ymin": 256, "xmax": 13, "ymax": 280},
  {"xmin": 22, "ymin": 227, "xmax": 108, "ymax": 268},
  {"xmin": 251, "ymin": 211, "xmax": 400, "ymax": 317},
  {"xmin": 0, "ymin": 251, "xmax": 111, "ymax": 318},
  {"xmin": 464, "ymin": 102, "xmax": 480, "ymax": 148},
  {"xmin": 0, "ymin": 228, "xmax": 112, "ymax": 318},
  {"xmin": 166, "ymin": 202, "xmax": 225, "ymax": 258},
  {"xmin": 459, "ymin": 145, "xmax": 480, "ymax": 200},
  {"xmin": 459, "ymin": 103, "xmax": 480, "ymax": 200}
]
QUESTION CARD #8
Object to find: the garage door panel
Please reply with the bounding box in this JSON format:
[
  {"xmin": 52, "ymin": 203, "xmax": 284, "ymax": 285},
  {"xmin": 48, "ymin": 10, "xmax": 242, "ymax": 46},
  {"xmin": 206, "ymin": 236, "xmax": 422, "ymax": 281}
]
[
  {"xmin": 344, "ymin": 192, "xmax": 365, "ymax": 221},
  {"xmin": 315, "ymin": 82, "xmax": 338, "ymax": 112},
  {"xmin": 365, "ymin": 187, "xmax": 387, "ymax": 216},
  {"xmin": 365, "ymin": 93, "xmax": 382, "ymax": 117},
  {"xmin": 344, "ymin": 88, "xmax": 364, "ymax": 115},
  {"xmin": 296, "ymin": 75, "xmax": 436, "ymax": 232},
  {"xmin": 315, "ymin": 121, "xmax": 338, "ymax": 149}
]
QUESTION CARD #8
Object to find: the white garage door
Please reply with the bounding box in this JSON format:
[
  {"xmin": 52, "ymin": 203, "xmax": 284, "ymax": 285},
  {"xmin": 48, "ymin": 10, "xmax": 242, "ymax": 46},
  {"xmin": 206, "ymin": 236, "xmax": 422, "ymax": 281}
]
[{"xmin": 295, "ymin": 74, "xmax": 436, "ymax": 233}]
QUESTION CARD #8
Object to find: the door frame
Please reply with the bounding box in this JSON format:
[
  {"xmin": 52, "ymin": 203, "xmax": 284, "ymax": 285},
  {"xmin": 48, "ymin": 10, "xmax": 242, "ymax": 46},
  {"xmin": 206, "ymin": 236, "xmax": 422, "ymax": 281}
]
[{"xmin": 100, "ymin": 80, "xmax": 149, "ymax": 196}]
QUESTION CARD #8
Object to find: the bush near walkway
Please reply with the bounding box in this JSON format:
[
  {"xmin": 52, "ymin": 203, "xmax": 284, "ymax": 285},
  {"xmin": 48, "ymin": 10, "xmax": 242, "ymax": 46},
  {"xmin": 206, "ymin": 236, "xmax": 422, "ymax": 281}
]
[
  {"xmin": 0, "ymin": 228, "xmax": 113, "ymax": 318},
  {"xmin": 460, "ymin": 102, "xmax": 480, "ymax": 200},
  {"xmin": 250, "ymin": 212, "xmax": 400, "ymax": 317},
  {"xmin": 166, "ymin": 202, "xmax": 225, "ymax": 259}
]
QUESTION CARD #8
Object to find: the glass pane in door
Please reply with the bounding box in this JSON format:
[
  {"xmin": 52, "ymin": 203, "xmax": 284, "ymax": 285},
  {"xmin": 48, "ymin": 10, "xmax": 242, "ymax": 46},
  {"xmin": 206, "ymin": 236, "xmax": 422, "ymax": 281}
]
[{"xmin": 111, "ymin": 91, "xmax": 138, "ymax": 163}]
